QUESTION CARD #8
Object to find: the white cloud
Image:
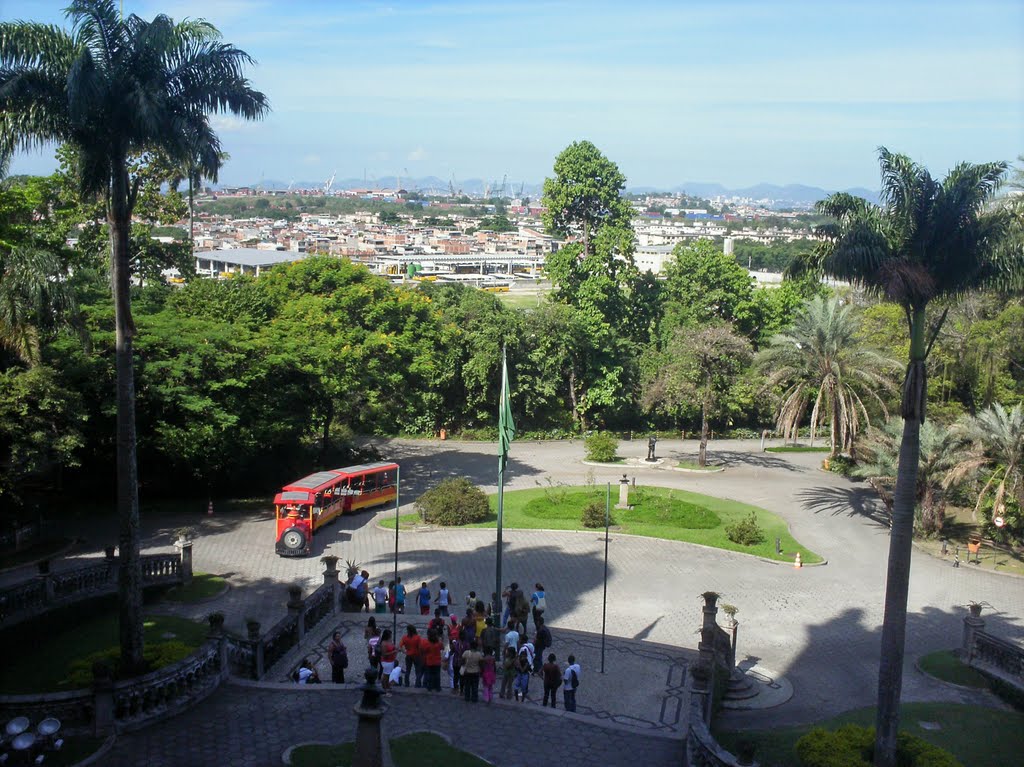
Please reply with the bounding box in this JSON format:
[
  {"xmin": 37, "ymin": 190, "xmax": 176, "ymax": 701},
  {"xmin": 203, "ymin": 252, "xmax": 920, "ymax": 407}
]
[
  {"xmin": 302, "ymin": 154, "xmax": 321, "ymax": 166},
  {"xmin": 407, "ymin": 147, "xmax": 428, "ymax": 162},
  {"xmin": 210, "ymin": 114, "xmax": 259, "ymax": 133}
]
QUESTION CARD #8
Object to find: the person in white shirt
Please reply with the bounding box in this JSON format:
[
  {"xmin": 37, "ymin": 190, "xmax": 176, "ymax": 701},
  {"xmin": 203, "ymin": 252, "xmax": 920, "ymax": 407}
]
[
  {"xmin": 372, "ymin": 580, "xmax": 389, "ymax": 614},
  {"xmin": 562, "ymin": 655, "xmax": 581, "ymax": 711},
  {"xmin": 503, "ymin": 620, "xmax": 520, "ymax": 653}
]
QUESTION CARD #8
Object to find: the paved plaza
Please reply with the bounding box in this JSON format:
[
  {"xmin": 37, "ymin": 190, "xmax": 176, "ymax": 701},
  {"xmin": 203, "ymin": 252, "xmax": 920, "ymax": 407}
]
[{"xmin": 8, "ymin": 437, "xmax": 1023, "ymax": 765}]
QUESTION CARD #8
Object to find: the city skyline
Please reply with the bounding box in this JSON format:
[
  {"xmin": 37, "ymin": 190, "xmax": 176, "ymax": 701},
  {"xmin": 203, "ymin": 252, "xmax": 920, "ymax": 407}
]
[{"xmin": 3, "ymin": 0, "xmax": 1022, "ymax": 191}]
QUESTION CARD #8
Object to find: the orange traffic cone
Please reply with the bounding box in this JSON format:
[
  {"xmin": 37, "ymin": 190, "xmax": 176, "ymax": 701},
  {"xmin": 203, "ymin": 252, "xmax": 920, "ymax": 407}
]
[
  {"xmin": 207, "ymin": 500, "xmax": 213, "ymax": 516},
  {"xmin": 794, "ymin": 552, "xmax": 802, "ymax": 568}
]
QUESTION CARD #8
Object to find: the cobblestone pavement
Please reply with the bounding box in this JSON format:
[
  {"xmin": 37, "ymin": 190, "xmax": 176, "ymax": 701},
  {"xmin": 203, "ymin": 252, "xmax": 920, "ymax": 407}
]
[
  {"xmin": 8, "ymin": 437, "xmax": 1024, "ymax": 738},
  {"xmin": 101, "ymin": 682, "xmax": 684, "ymax": 767},
  {"xmin": 278, "ymin": 618, "xmax": 693, "ymax": 735}
]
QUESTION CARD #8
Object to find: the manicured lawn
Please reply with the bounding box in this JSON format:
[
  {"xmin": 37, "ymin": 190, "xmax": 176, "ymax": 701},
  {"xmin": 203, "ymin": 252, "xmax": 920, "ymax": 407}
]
[
  {"xmin": 918, "ymin": 649, "xmax": 992, "ymax": 689},
  {"xmin": 290, "ymin": 733, "xmax": 488, "ymax": 767},
  {"xmin": 384, "ymin": 485, "xmax": 821, "ymax": 564},
  {"xmin": 714, "ymin": 703, "xmax": 1024, "ymax": 767},
  {"xmin": 0, "ymin": 613, "xmax": 209, "ymax": 694},
  {"xmin": 764, "ymin": 445, "xmax": 830, "ymax": 453},
  {"xmin": 162, "ymin": 572, "xmax": 228, "ymax": 603}
]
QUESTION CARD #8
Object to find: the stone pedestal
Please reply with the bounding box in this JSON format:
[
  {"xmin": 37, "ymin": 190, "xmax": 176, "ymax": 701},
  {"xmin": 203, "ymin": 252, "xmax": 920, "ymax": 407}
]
[
  {"xmin": 288, "ymin": 584, "xmax": 305, "ymax": 641},
  {"xmin": 352, "ymin": 669, "xmax": 386, "ymax": 767},
  {"xmin": 322, "ymin": 557, "xmax": 340, "ymax": 613},
  {"xmin": 176, "ymin": 539, "xmax": 193, "ymax": 585},
  {"xmin": 616, "ymin": 475, "xmax": 630, "ymax": 510},
  {"xmin": 962, "ymin": 613, "xmax": 985, "ymax": 663}
]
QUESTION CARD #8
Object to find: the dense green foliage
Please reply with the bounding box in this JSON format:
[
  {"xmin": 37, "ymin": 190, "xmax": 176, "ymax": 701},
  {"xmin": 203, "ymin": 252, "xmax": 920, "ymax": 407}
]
[
  {"xmin": 581, "ymin": 500, "xmax": 609, "ymax": 528},
  {"xmin": 795, "ymin": 725, "xmax": 960, "ymax": 767},
  {"xmin": 584, "ymin": 432, "xmax": 619, "ymax": 462},
  {"xmin": 725, "ymin": 511, "xmax": 766, "ymax": 546},
  {"xmin": 415, "ymin": 477, "xmax": 490, "ymax": 525}
]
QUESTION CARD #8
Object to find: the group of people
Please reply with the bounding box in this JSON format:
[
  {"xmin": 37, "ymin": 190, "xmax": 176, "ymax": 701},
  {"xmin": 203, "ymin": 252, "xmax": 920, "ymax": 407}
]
[
  {"xmin": 317, "ymin": 578, "xmax": 582, "ymax": 711},
  {"xmin": 345, "ymin": 569, "xmax": 409, "ymax": 614}
]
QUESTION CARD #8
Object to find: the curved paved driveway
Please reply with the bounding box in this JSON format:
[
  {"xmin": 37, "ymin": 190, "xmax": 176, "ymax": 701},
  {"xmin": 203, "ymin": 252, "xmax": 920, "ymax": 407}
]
[{"xmin": 14, "ymin": 437, "xmax": 1022, "ymax": 732}]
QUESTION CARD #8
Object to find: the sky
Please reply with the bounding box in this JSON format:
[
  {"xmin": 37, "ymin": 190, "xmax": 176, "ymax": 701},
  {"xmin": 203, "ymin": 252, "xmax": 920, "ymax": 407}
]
[{"xmin": 2, "ymin": 0, "xmax": 1022, "ymax": 191}]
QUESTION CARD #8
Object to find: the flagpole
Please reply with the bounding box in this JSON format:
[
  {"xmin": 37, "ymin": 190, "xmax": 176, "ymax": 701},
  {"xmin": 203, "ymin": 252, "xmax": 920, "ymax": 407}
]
[
  {"xmin": 392, "ymin": 465, "xmax": 400, "ymax": 642},
  {"xmin": 494, "ymin": 345, "xmax": 514, "ymax": 623}
]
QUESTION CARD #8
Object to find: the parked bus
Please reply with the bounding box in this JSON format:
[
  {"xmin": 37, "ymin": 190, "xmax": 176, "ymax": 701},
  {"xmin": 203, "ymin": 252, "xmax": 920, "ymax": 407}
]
[{"xmin": 273, "ymin": 462, "xmax": 399, "ymax": 556}]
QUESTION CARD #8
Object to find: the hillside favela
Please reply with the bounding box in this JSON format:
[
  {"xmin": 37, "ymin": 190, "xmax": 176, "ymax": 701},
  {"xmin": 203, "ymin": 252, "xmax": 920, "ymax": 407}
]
[{"xmin": 0, "ymin": 2, "xmax": 1022, "ymax": 767}]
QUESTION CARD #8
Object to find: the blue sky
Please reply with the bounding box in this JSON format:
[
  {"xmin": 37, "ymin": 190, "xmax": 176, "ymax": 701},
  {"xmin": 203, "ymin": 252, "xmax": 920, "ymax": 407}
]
[{"xmin": 3, "ymin": 0, "xmax": 1022, "ymax": 191}]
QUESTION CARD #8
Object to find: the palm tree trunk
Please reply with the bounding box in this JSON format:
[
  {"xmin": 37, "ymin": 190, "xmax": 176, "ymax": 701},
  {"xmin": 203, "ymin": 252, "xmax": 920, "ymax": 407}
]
[
  {"xmin": 874, "ymin": 308, "xmax": 928, "ymax": 767},
  {"xmin": 110, "ymin": 165, "xmax": 144, "ymax": 675},
  {"xmin": 188, "ymin": 176, "xmax": 195, "ymax": 254}
]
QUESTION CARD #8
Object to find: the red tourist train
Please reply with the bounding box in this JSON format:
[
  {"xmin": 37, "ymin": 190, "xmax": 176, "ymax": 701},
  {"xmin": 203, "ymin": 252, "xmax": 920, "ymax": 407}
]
[{"xmin": 273, "ymin": 462, "xmax": 399, "ymax": 556}]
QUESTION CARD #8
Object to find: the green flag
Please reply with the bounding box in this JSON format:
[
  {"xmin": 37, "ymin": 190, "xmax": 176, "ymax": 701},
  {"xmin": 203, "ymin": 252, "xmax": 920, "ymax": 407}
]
[{"xmin": 498, "ymin": 348, "xmax": 515, "ymax": 472}]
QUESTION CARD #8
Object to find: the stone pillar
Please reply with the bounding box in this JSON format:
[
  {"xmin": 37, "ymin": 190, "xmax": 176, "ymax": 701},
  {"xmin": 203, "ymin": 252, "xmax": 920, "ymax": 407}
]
[
  {"xmin": 322, "ymin": 556, "xmax": 341, "ymax": 613},
  {"xmin": 91, "ymin": 661, "xmax": 116, "ymax": 736},
  {"xmin": 352, "ymin": 669, "xmax": 386, "ymax": 767},
  {"xmin": 962, "ymin": 612, "xmax": 986, "ymax": 664},
  {"xmin": 104, "ymin": 546, "xmax": 119, "ymax": 587},
  {"xmin": 616, "ymin": 475, "xmax": 630, "ymax": 509},
  {"xmin": 37, "ymin": 561, "xmax": 55, "ymax": 604},
  {"xmin": 176, "ymin": 539, "xmax": 193, "ymax": 585},
  {"xmin": 288, "ymin": 584, "xmax": 305, "ymax": 642}
]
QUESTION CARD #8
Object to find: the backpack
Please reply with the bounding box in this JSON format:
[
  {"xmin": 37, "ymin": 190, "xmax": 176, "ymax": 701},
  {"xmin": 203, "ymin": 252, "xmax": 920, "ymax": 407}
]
[{"xmin": 537, "ymin": 626, "xmax": 551, "ymax": 650}]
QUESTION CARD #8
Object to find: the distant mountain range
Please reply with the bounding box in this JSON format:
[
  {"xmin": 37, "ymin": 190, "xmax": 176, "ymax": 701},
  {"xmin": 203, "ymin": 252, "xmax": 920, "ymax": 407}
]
[{"xmin": 234, "ymin": 176, "xmax": 878, "ymax": 205}]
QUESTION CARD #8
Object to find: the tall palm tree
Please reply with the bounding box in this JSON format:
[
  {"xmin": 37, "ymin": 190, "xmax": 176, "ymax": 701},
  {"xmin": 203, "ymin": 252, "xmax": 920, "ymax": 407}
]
[
  {"xmin": 757, "ymin": 295, "xmax": 899, "ymax": 457},
  {"xmin": 948, "ymin": 403, "xmax": 1024, "ymax": 531},
  {"xmin": 816, "ymin": 148, "xmax": 1019, "ymax": 767},
  {"xmin": 853, "ymin": 417, "xmax": 961, "ymax": 534},
  {"xmin": 0, "ymin": 0, "xmax": 268, "ymax": 672}
]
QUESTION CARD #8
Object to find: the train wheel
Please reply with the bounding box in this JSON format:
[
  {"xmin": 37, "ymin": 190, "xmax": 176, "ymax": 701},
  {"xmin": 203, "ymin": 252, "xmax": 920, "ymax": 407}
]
[{"xmin": 280, "ymin": 526, "xmax": 307, "ymax": 552}]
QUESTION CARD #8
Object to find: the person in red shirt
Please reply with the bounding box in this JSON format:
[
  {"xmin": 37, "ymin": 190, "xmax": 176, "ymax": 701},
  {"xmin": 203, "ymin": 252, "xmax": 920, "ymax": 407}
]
[
  {"xmin": 400, "ymin": 624, "xmax": 423, "ymax": 688},
  {"xmin": 542, "ymin": 653, "xmax": 562, "ymax": 708},
  {"xmin": 422, "ymin": 628, "xmax": 444, "ymax": 692}
]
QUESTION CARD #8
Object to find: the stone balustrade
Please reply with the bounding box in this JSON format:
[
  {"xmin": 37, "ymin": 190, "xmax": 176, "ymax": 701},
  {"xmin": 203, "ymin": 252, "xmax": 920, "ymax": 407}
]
[
  {"xmin": 0, "ymin": 551, "xmax": 188, "ymax": 629},
  {"xmin": 963, "ymin": 612, "xmax": 1024, "ymax": 691},
  {"xmin": 0, "ymin": 639, "xmax": 224, "ymax": 736},
  {"xmin": 108, "ymin": 640, "xmax": 223, "ymax": 733}
]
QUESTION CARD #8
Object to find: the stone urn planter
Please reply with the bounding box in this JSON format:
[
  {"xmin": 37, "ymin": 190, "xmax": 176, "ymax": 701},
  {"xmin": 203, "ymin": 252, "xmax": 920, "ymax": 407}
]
[{"xmin": 246, "ymin": 619, "xmax": 261, "ymax": 641}]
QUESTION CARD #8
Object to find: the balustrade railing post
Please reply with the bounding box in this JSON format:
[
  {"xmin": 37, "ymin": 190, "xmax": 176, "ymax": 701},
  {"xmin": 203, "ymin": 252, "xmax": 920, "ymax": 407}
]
[
  {"xmin": 962, "ymin": 612, "xmax": 986, "ymax": 665},
  {"xmin": 91, "ymin": 661, "xmax": 116, "ymax": 737},
  {"xmin": 288, "ymin": 584, "xmax": 305, "ymax": 642},
  {"xmin": 322, "ymin": 556, "xmax": 340, "ymax": 613},
  {"xmin": 255, "ymin": 639, "xmax": 266, "ymax": 679},
  {"xmin": 37, "ymin": 560, "xmax": 55, "ymax": 605},
  {"xmin": 175, "ymin": 539, "xmax": 193, "ymax": 585}
]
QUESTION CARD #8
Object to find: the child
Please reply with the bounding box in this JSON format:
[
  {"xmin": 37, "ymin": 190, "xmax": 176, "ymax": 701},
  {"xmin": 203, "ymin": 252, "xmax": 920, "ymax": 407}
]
[
  {"xmin": 387, "ymin": 663, "xmax": 403, "ymax": 691},
  {"xmin": 480, "ymin": 647, "xmax": 497, "ymax": 703},
  {"xmin": 499, "ymin": 646, "xmax": 516, "ymax": 700},
  {"xmin": 513, "ymin": 644, "xmax": 532, "ymax": 702}
]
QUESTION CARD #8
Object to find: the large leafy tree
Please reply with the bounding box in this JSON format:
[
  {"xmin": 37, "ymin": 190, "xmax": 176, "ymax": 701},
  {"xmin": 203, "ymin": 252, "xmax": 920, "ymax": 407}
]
[
  {"xmin": 757, "ymin": 295, "xmax": 899, "ymax": 457},
  {"xmin": 642, "ymin": 323, "xmax": 752, "ymax": 466},
  {"xmin": 541, "ymin": 140, "xmax": 632, "ymax": 257},
  {"xmin": 0, "ymin": 0, "xmax": 268, "ymax": 672},
  {"xmin": 815, "ymin": 147, "xmax": 1019, "ymax": 766}
]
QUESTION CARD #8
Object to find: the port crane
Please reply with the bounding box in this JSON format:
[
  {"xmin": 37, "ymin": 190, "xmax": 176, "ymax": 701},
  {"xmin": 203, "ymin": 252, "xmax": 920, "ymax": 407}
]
[{"xmin": 324, "ymin": 170, "xmax": 336, "ymax": 195}]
